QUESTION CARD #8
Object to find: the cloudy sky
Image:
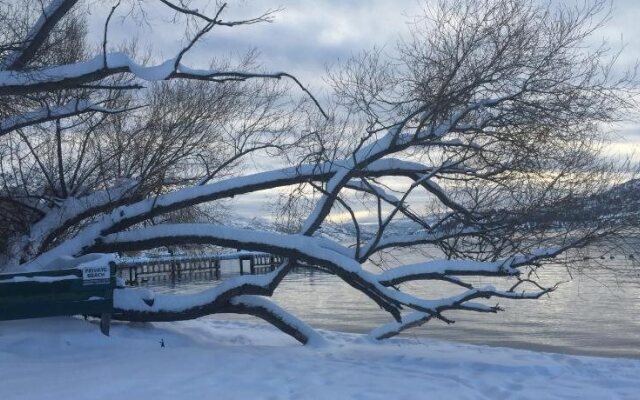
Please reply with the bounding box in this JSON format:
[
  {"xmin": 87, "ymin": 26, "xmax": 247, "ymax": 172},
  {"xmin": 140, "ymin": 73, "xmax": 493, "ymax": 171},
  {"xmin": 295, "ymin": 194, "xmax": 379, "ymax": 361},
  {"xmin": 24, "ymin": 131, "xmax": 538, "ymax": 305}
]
[
  {"xmin": 86, "ymin": 0, "xmax": 640, "ymax": 165},
  {"xmin": 86, "ymin": 1, "xmax": 640, "ymax": 83},
  {"xmin": 82, "ymin": 0, "xmax": 640, "ymax": 220},
  {"xmin": 86, "ymin": 0, "xmax": 640, "ymax": 144}
]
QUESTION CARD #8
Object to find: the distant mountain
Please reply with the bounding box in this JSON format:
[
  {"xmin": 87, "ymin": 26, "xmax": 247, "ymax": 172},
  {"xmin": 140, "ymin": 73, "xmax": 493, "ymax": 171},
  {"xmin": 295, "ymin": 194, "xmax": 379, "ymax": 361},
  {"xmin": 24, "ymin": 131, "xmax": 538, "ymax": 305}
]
[{"xmin": 585, "ymin": 179, "xmax": 640, "ymax": 223}]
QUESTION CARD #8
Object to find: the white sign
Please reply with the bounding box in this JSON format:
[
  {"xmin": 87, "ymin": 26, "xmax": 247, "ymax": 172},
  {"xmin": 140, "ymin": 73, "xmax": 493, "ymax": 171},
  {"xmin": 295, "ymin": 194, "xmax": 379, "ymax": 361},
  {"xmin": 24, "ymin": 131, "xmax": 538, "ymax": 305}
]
[{"xmin": 81, "ymin": 265, "xmax": 110, "ymax": 285}]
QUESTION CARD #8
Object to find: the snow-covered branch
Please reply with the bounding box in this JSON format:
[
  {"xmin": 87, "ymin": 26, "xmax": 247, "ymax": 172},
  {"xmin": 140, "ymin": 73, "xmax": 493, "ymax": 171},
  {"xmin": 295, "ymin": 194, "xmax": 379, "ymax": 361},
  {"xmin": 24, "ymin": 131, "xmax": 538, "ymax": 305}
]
[
  {"xmin": 93, "ymin": 224, "xmax": 404, "ymax": 320},
  {"xmin": 2, "ymin": 0, "xmax": 79, "ymax": 70},
  {"xmin": 96, "ymin": 224, "xmax": 567, "ymax": 326},
  {"xmin": 0, "ymin": 52, "xmax": 322, "ymax": 112},
  {"xmin": 368, "ymin": 286, "xmax": 554, "ymax": 340},
  {"xmin": 376, "ymin": 259, "xmax": 520, "ymax": 286},
  {"xmin": 59, "ymin": 158, "xmax": 441, "ymax": 245},
  {"xmin": 112, "ymin": 259, "xmax": 322, "ymax": 345},
  {"xmin": 0, "ymin": 0, "xmax": 632, "ymax": 345},
  {"xmin": 7, "ymin": 179, "xmax": 139, "ymax": 265},
  {"xmin": 0, "ymin": 99, "xmax": 139, "ymax": 137}
]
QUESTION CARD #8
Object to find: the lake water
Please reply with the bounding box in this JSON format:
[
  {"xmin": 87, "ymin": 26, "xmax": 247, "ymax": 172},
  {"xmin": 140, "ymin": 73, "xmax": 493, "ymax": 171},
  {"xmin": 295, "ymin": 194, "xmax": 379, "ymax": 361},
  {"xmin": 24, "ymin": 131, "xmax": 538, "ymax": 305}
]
[{"xmin": 140, "ymin": 248, "xmax": 640, "ymax": 358}]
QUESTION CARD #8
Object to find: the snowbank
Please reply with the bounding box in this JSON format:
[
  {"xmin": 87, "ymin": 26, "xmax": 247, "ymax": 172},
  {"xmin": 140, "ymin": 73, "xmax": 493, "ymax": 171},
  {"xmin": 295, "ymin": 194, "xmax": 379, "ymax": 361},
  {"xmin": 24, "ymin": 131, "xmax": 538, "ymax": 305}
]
[{"xmin": 0, "ymin": 317, "xmax": 638, "ymax": 400}]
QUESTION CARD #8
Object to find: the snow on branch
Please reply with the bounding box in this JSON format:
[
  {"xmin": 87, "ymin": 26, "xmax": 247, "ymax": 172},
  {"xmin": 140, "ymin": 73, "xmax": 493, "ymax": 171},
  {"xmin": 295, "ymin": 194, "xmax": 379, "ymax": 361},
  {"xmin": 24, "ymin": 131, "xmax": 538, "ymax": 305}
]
[
  {"xmin": 229, "ymin": 296, "xmax": 326, "ymax": 346},
  {"xmin": 113, "ymin": 266, "xmax": 287, "ymax": 314},
  {"xmin": 112, "ymin": 258, "xmax": 322, "ymax": 345},
  {"xmin": 96, "ymin": 224, "xmax": 561, "ymax": 328},
  {"xmin": 96, "ymin": 158, "xmax": 439, "ymax": 237},
  {"xmin": 345, "ymin": 179, "xmax": 400, "ymax": 205},
  {"xmin": 368, "ymin": 312, "xmax": 435, "ymax": 341},
  {"xmin": 0, "ymin": 0, "xmax": 627, "ymax": 348},
  {"xmin": 90, "ymin": 224, "xmax": 404, "ymax": 320},
  {"xmin": 368, "ymin": 286, "xmax": 554, "ymax": 340},
  {"xmin": 102, "ymin": 221, "xmax": 559, "ymax": 342},
  {"xmin": 0, "ymin": 99, "xmax": 140, "ymax": 137},
  {"xmin": 7, "ymin": 179, "xmax": 139, "ymax": 264},
  {"xmin": 296, "ymin": 99, "xmax": 495, "ymax": 238},
  {"xmin": 0, "ymin": 52, "xmax": 326, "ymax": 116},
  {"xmin": 2, "ymin": 0, "xmax": 79, "ymax": 70},
  {"xmin": 17, "ymin": 157, "xmax": 439, "ymax": 271},
  {"xmin": 114, "ymin": 284, "xmax": 324, "ymax": 345},
  {"xmin": 376, "ymin": 259, "xmax": 521, "ymax": 286}
]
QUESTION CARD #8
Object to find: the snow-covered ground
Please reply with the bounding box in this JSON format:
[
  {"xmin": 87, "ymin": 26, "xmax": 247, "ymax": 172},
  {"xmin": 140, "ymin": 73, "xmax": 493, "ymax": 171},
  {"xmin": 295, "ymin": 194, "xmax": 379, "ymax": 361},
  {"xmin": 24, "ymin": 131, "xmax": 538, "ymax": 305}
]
[{"xmin": 1, "ymin": 317, "xmax": 639, "ymax": 400}]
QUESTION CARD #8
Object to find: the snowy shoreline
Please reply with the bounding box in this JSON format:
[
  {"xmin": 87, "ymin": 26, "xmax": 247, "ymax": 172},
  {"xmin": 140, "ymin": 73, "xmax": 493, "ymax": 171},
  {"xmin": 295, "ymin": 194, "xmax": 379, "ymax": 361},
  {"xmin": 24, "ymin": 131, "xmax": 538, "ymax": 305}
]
[
  {"xmin": 1, "ymin": 317, "xmax": 639, "ymax": 400},
  {"xmin": 201, "ymin": 314, "xmax": 640, "ymax": 361}
]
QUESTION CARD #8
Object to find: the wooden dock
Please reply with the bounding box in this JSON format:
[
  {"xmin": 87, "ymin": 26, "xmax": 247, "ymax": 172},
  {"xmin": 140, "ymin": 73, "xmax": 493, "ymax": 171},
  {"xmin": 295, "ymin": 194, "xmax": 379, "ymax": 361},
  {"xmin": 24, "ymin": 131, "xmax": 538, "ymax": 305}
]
[{"xmin": 115, "ymin": 251, "xmax": 286, "ymax": 285}]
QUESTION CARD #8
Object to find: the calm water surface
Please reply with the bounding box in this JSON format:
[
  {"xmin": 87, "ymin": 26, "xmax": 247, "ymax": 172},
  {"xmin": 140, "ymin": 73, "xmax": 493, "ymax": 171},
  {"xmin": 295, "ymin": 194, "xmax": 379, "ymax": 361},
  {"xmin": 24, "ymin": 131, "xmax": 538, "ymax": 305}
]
[{"xmin": 141, "ymin": 248, "xmax": 640, "ymax": 358}]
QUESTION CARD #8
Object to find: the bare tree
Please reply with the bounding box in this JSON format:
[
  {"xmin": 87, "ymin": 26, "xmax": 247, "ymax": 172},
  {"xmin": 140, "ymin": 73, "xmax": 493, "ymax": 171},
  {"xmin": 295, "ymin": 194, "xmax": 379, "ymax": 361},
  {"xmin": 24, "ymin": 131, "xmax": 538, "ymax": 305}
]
[
  {"xmin": 0, "ymin": 1, "xmax": 300, "ymax": 262},
  {"xmin": 0, "ymin": 0, "xmax": 638, "ymax": 345}
]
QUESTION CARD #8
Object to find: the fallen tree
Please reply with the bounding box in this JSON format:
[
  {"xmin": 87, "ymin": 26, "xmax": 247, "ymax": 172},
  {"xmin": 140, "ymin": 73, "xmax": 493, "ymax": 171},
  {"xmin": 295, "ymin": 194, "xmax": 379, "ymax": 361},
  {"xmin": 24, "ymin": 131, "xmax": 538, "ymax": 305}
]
[{"xmin": 0, "ymin": 0, "xmax": 638, "ymax": 344}]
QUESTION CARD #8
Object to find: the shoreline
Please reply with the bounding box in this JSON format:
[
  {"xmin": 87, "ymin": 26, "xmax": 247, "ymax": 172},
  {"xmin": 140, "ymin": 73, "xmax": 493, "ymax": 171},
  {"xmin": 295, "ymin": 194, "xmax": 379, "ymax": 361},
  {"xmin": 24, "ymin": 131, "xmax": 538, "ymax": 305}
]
[
  {"xmin": 1, "ymin": 317, "xmax": 639, "ymax": 399},
  {"xmin": 203, "ymin": 314, "xmax": 640, "ymax": 360}
]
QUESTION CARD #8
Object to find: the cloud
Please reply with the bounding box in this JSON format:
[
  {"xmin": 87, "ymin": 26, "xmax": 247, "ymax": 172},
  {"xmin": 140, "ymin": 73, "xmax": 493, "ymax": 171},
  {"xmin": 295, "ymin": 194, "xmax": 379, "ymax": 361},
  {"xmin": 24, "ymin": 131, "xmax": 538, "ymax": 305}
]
[
  {"xmin": 86, "ymin": 0, "xmax": 421, "ymax": 89},
  {"xmin": 83, "ymin": 0, "xmax": 640, "ymax": 138},
  {"xmin": 86, "ymin": 1, "xmax": 640, "ymax": 90}
]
